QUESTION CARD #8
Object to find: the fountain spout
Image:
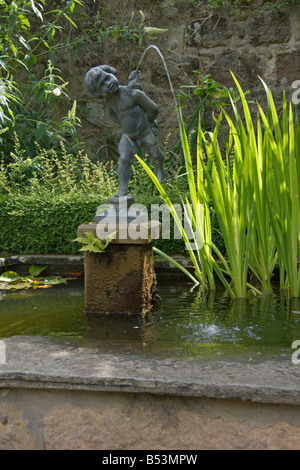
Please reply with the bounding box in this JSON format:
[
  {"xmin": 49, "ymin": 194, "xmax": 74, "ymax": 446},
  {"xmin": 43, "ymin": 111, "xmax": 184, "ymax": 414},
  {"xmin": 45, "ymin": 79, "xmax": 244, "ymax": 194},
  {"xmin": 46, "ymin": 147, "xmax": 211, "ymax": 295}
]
[{"xmin": 135, "ymin": 44, "xmax": 179, "ymax": 118}]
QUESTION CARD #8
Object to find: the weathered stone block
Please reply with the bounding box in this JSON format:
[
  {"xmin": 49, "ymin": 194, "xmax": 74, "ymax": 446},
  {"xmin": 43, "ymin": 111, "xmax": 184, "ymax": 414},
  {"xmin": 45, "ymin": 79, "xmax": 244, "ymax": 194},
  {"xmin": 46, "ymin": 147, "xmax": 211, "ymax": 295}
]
[
  {"xmin": 209, "ymin": 49, "xmax": 263, "ymax": 87},
  {"xmin": 276, "ymin": 48, "xmax": 300, "ymax": 84},
  {"xmin": 83, "ymin": 243, "xmax": 156, "ymax": 315},
  {"xmin": 187, "ymin": 15, "xmax": 232, "ymax": 48},
  {"xmin": 248, "ymin": 10, "xmax": 291, "ymax": 47}
]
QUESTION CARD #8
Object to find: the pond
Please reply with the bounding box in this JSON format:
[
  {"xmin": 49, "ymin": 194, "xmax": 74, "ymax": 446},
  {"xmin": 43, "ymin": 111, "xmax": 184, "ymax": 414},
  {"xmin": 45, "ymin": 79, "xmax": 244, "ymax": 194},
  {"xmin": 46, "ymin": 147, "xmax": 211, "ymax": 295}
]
[{"xmin": 0, "ymin": 279, "xmax": 300, "ymax": 363}]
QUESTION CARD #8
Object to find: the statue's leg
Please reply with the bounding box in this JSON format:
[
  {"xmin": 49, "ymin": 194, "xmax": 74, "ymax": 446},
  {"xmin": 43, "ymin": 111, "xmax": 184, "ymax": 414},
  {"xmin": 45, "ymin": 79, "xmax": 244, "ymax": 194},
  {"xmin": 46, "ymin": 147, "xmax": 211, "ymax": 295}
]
[
  {"xmin": 143, "ymin": 134, "xmax": 166, "ymax": 184},
  {"xmin": 115, "ymin": 134, "xmax": 137, "ymax": 196}
]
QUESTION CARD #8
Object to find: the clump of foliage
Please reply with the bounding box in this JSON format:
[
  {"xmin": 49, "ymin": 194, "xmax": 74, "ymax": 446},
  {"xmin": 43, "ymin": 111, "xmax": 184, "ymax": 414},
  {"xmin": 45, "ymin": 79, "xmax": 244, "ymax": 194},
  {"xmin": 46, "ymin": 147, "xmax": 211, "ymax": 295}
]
[
  {"xmin": 0, "ymin": 134, "xmax": 118, "ymax": 196},
  {"xmin": 0, "ymin": 1, "xmax": 166, "ymax": 161},
  {"xmin": 175, "ymin": 72, "xmax": 250, "ymax": 153},
  {"xmin": 0, "ymin": 133, "xmax": 119, "ymax": 254},
  {"xmin": 0, "ymin": 131, "xmax": 189, "ymax": 255},
  {"xmin": 74, "ymin": 231, "xmax": 115, "ymax": 253},
  {"xmin": 138, "ymin": 75, "xmax": 300, "ymax": 298},
  {"xmin": 0, "ymin": 0, "xmax": 86, "ymax": 160}
]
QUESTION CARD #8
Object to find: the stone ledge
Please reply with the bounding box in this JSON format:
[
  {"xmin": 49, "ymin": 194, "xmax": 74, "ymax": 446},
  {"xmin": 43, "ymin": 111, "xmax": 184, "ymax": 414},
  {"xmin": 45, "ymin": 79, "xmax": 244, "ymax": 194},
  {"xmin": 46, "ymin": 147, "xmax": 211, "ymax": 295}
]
[
  {"xmin": 0, "ymin": 253, "xmax": 194, "ymax": 276},
  {"xmin": 1, "ymin": 336, "xmax": 300, "ymax": 406},
  {"xmin": 0, "ymin": 254, "xmax": 84, "ymax": 267},
  {"xmin": 77, "ymin": 221, "xmax": 161, "ymax": 245}
]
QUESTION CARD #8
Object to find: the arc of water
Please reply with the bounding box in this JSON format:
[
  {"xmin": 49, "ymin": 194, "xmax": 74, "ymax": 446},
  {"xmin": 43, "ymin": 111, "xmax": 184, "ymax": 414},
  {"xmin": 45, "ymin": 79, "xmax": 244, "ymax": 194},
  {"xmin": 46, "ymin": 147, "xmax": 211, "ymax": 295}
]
[{"xmin": 136, "ymin": 45, "xmax": 180, "ymax": 124}]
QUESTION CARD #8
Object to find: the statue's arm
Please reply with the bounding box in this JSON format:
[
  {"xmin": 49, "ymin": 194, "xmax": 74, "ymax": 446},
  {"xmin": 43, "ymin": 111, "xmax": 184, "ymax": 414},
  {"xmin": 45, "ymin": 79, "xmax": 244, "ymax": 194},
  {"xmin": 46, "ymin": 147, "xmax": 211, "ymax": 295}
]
[{"xmin": 131, "ymin": 89, "xmax": 159, "ymax": 123}]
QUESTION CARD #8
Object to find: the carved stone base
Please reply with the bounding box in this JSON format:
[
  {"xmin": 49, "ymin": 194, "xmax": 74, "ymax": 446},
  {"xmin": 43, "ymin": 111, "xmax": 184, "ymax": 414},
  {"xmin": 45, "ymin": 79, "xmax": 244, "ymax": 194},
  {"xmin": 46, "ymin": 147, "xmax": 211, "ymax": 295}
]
[
  {"xmin": 77, "ymin": 217, "xmax": 160, "ymax": 316},
  {"xmin": 83, "ymin": 243, "xmax": 156, "ymax": 316}
]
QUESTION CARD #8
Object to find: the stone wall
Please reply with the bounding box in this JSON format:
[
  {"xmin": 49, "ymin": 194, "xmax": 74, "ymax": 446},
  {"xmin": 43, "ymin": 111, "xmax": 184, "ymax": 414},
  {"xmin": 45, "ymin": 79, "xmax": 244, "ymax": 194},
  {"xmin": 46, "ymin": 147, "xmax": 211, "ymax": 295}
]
[
  {"xmin": 56, "ymin": 0, "xmax": 300, "ymax": 159},
  {"xmin": 1, "ymin": 387, "xmax": 300, "ymax": 450},
  {"xmin": 1, "ymin": 336, "xmax": 300, "ymax": 450}
]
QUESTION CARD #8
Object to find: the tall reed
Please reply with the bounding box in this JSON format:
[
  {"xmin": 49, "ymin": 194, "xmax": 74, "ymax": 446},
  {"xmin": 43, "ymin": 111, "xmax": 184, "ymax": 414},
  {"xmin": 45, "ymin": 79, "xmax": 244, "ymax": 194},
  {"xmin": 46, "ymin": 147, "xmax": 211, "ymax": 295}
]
[
  {"xmin": 257, "ymin": 81, "xmax": 300, "ymax": 297},
  {"xmin": 136, "ymin": 106, "xmax": 215, "ymax": 289},
  {"xmin": 198, "ymin": 112, "xmax": 261, "ymax": 298},
  {"xmin": 226, "ymin": 75, "xmax": 278, "ymax": 294},
  {"xmin": 137, "ymin": 75, "xmax": 300, "ymax": 298}
]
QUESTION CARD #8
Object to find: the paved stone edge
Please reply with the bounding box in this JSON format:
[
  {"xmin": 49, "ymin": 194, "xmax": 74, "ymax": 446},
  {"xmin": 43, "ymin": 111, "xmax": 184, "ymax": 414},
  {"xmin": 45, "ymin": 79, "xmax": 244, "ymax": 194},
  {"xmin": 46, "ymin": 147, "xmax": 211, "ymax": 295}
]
[
  {"xmin": 0, "ymin": 253, "xmax": 193, "ymax": 270},
  {"xmin": 1, "ymin": 336, "xmax": 300, "ymax": 406},
  {"xmin": 0, "ymin": 372, "xmax": 300, "ymax": 405},
  {"xmin": 0, "ymin": 254, "xmax": 84, "ymax": 267}
]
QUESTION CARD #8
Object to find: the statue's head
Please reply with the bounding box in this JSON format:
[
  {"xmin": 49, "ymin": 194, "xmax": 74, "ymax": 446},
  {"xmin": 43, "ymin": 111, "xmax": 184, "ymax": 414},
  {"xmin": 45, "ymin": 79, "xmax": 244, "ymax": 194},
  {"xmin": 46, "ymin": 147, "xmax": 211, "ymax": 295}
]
[{"xmin": 84, "ymin": 65, "xmax": 119, "ymax": 98}]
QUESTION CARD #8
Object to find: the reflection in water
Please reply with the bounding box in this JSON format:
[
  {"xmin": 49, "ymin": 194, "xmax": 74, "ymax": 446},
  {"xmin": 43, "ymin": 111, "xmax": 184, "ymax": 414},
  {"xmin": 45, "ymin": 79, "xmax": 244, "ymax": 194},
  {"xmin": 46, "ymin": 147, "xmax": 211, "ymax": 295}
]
[
  {"xmin": 0, "ymin": 279, "xmax": 300, "ymax": 362},
  {"xmin": 0, "ymin": 282, "xmax": 85, "ymax": 337}
]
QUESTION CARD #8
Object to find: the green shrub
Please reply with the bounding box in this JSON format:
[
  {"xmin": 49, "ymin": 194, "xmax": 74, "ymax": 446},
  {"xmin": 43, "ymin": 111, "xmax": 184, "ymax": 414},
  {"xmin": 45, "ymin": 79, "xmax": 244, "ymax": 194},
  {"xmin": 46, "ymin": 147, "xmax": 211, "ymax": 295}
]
[
  {"xmin": 0, "ymin": 193, "xmax": 99, "ymax": 254},
  {"xmin": 0, "ymin": 192, "xmax": 224, "ymax": 255},
  {"xmin": 0, "ymin": 190, "xmax": 192, "ymax": 254},
  {"xmin": 0, "ymin": 179, "xmax": 228, "ymax": 255},
  {"xmin": 0, "ymin": 134, "xmax": 225, "ymax": 256},
  {"xmin": 0, "ymin": 138, "xmax": 119, "ymax": 253}
]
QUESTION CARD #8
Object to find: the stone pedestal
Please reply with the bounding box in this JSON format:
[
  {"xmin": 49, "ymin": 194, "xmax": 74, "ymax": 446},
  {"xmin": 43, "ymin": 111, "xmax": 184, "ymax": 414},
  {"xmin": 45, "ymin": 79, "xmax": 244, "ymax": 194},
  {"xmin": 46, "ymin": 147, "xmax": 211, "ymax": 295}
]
[{"xmin": 77, "ymin": 205, "xmax": 161, "ymax": 316}]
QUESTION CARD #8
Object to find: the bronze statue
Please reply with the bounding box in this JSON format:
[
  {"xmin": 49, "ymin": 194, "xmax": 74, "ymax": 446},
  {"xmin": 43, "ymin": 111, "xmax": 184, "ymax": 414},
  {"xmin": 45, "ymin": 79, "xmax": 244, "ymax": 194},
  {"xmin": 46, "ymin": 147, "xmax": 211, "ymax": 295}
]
[{"xmin": 84, "ymin": 65, "xmax": 165, "ymax": 197}]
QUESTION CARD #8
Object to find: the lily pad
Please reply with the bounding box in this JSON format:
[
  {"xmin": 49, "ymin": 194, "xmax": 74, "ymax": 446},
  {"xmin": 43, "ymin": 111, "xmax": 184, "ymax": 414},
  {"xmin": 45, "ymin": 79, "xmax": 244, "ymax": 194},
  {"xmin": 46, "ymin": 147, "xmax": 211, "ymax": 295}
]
[
  {"xmin": 42, "ymin": 277, "xmax": 67, "ymax": 285},
  {"xmin": 0, "ymin": 271, "xmax": 21, "ymax": 283},
  {"xmin": 0, "ymin": 266, "xmax": 68, "ymax": 292},
  {"xmin": 29, "ymin": 265, "xmax": 48, "ymax": 277},
  {"xmin": 4, "ymin": 281, "xmax": 32, "ymax": 291}
]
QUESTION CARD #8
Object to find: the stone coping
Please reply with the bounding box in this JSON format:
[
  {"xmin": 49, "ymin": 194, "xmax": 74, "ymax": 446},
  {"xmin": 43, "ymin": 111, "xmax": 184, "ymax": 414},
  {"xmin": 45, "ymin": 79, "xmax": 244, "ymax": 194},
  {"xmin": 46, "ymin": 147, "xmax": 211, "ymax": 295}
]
[
  {"xmin": 0, "ymin": 336, "xmax": 300, "ymax": 406},
  {"xmin": 0, "ymin": 253, "xmax": 193, "ymax": 274},
  {"xmin": 0, "ymin": 254, "xmax": 85, "ymax": 267},
  {"xmin": 77, "ymin": 221, "xmax": 161, "ymax": 244}
]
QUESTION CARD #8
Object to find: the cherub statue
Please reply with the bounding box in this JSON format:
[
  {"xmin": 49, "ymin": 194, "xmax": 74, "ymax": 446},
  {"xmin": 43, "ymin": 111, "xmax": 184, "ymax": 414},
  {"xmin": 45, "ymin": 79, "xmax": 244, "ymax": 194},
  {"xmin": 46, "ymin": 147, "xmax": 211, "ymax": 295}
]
[{"xmin": 84, "ymin": 65, "xmax": 166, "ymax": 197}]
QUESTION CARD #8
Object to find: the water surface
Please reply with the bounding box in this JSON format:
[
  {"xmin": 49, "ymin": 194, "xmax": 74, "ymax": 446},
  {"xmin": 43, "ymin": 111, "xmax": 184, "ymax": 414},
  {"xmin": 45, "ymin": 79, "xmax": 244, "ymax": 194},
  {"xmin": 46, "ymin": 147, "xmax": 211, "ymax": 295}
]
[{"xmin": 0, "ymin": 279, "xmax": 299, "ymax": 362}]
